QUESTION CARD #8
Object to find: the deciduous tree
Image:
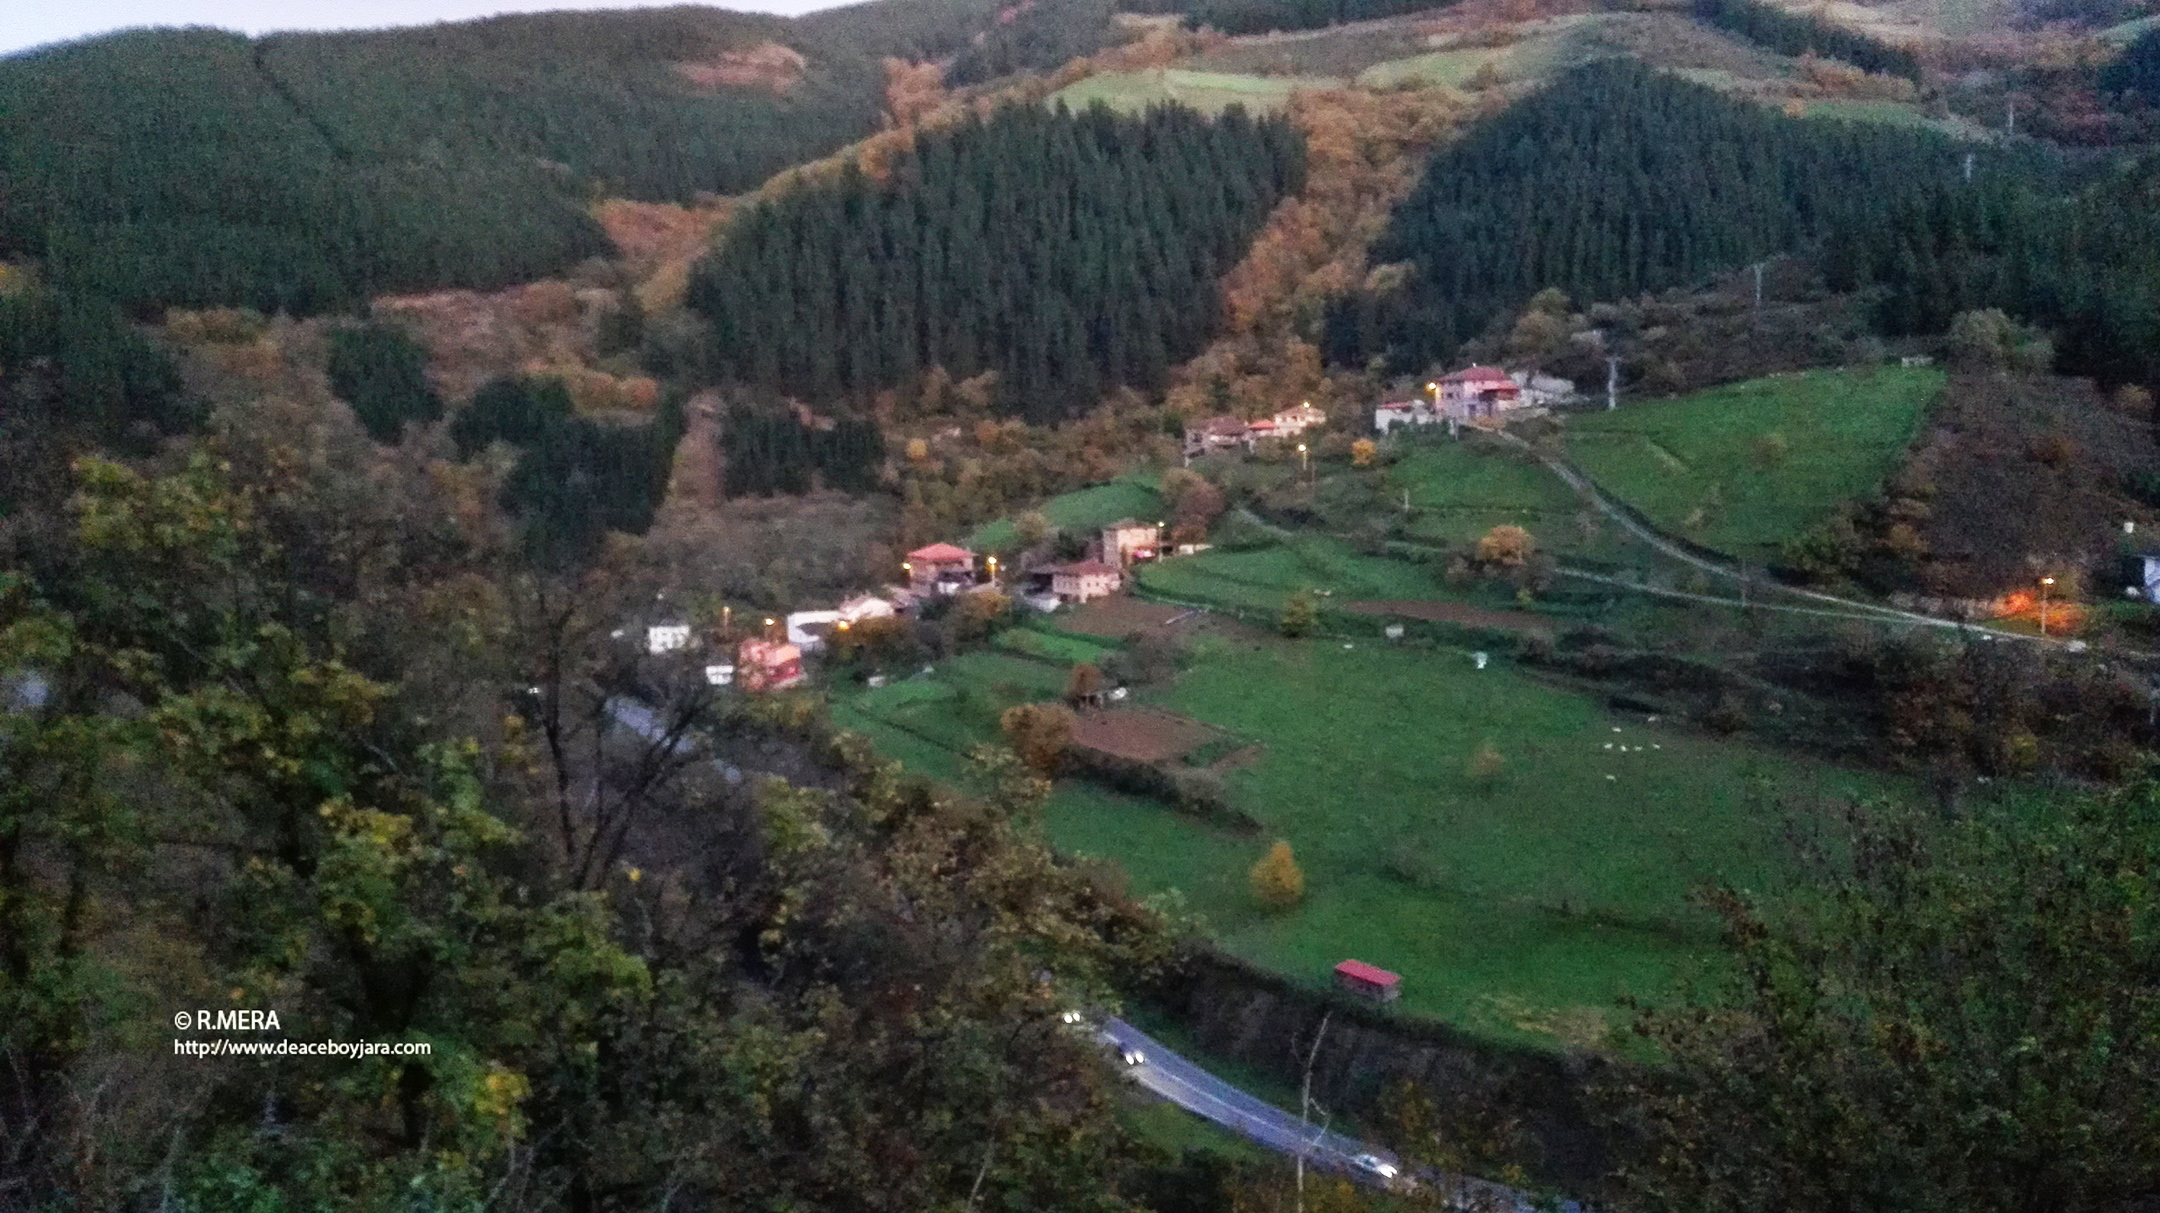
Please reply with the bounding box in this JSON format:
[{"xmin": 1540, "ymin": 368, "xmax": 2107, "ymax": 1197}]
[
  {"xmin": 1250, "ymin": 840, "xmax": 1305, "ymax": 908},
  {"xmin": 999, "ymin": 702, "xmax": 1074, "ymax": 775}
]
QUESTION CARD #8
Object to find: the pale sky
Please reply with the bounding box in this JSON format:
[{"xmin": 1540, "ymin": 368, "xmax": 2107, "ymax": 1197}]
[{"xmin": 1, "ymin": 0, "xmax": 851, "ymax": 57}]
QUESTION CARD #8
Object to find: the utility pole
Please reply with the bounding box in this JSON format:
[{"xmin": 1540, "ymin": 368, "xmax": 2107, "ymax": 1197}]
[
  {"xmin": 2006, "ymin": 96, "xmax": 2016, "ymax": 136},
  {"xmin": 1964, "ymin": 151, "xmax": 1975, "ymax": 183},
  {"xmin": 1295, "ymin": 1011, "xmax": 1332, "ymax": 1213},
  {"xmin": 1752, "ymin": 260, "xmax": 1766, "ymax": 313},
  {"xmin": 1606, "ymin": 356, "xmax": 1620, "ymax": 411}
]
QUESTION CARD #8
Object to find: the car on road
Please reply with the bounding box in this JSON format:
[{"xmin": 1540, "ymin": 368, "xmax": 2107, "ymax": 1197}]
[
  {"xmin": 1119, "ymin": 1045, "xmax": 1146, "ymax": 1067},
  {"xmin": 1350, "ymin": 1154, "xmax": 1399, "ymax": 1182}
]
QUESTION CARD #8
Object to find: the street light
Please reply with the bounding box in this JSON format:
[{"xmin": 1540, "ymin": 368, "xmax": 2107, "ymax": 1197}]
[
  {"xmin": 2040, "ymin": 575, "xmax": 2056, "ymax": 635},
  {"xmin": 986, "ymin": 555, "xmax": 998, "ymax": 583},
  {"xmin": 1297, "ymin": 442, "xmax": 1308, "ymax": 474}
]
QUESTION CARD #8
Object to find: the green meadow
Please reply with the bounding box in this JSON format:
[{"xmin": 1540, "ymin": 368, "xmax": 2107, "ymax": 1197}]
[
  {"xmin": 1566, "ymin": 365, "xmax": 1942, "ymax": 562},
  {"xmin": 969, "ymin": 474, "xmax": 1165, "ymax": 554}
]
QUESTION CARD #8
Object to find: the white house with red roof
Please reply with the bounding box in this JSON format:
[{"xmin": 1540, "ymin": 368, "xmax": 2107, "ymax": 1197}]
[
  {"xmin": 1050, "ymin": 559, "xmax": 1124, "ymax": 604},
  {"xmin": 1436, "ymin": 365, "xmax": 1523, "ymax": 420},
  {"xmin": 905, "ymin": 542, "xmax": 977, "ymax": 595}
]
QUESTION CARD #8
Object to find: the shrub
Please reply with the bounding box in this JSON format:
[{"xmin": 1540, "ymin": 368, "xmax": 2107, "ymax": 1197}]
[{"xmin": 1250, "ymin": 840, "xmax": 1304, "ymax": 909}]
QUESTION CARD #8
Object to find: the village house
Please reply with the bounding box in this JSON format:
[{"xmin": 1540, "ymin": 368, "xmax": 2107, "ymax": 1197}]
[
  {"xmin": 785, "ymin": 610, "xmax": 841, "ymax": 653},
  {"xmin": 1051, "ymin": 559, "xmax": 1124, "ymax": 604},
  {"xmin": 1436, "ymin": 365, "xmax": 1522, "ymax": 420},
  {"xmin": 836, "ymin": 593, "xmax": 895, "ymax": 624},
  {"xmin": 1100, "ymin": 518, "xmax": 1161, "ymax": 569},
  {"xmin": 905, "ymin": 542, "xmax": 977, "ymax": 595},
  {"xmin": 1373, "ymin": 400, "xmax": 1436, "ymax": 434},
  {"xmin": 645, "ymin": 623, "xmax": 691, "ymax": 655},
  {"xmin": 1509, "ymin": 370, "xmax": 1576, "ymax": 409},
  {"xmin": 735, "ymin": 638, "xmax": 805, "ymax": 693},
  {"xmin": 1271, "ymin": 402, "xmax": 1326, "ymax": 436},
  {"xmin": 1184, "ymin": 415, "xmax": 1253, "ymax": 458}
]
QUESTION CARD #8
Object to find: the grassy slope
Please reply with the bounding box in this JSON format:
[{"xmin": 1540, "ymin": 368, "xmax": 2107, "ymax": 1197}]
[
  {"xmin": 1047, "ymin": 68, "xmax": 1335, "ymax": 115},
  {"xmin": 1136, "ymin": 535, "xmax": 1442, "ymax": 611},
  {"xmin": 1042, "ymin": 639, "xmax": 1898, "ymax": 1045},
  {"xmin": 1566, "ymin": 365, "xmax": 1944, "ymax": 562},
  {"xmin": 970, "ymin": 474, "xmax": 1166, "ymax": 552},
  {"xmin": 1386, "ymin": 442, "xmax": 1587, "ymax": 551}
]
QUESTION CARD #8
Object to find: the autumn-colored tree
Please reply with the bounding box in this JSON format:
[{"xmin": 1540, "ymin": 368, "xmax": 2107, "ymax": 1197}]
[
  {"xmin": 954, "ymin": 587, "xmax": 1011, "ymax": 641},
  {"xmin": 905, "ymin": 437, "xmax": 931, "ymax": 462},
  {"xmin": 1476, "ymin": 525, "xmax": 1535, "ymax": 568},
  {"xmin": 1250, "ymin": 840, "xmax": 1305, "ymax": 908},
  {"xmin": 881, "ymin": 57, "xmax": 946, "ymax": 128},
  {"xmin": 1351, "ymin": 438, "xmax": 1377, "ymax": 467},
  {"xmin": 1280, "ymin": 589, "xmax": 1318, "ymax": 638},
  {"xmin": 831, "ymin": 613, "xmax": 913, "ymax": 665},
  {"xmin": 1165, "ymin": 470, "xmax": 1227, "ymax": 546},
  {"xmin": 1065, "ymin": 661, "xmax": 1103, "ymax": 707},
  {"xmin": 1000, "ymin": 702, "xmax": 1073, "ymax": 775}
]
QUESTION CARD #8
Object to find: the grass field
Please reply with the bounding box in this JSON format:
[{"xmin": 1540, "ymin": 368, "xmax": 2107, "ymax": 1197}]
[
  {"xmin": 1041, "ymin": 640, "xmax": 1900, "ymax": 1046},
  {"xmin": 1048, "ymin": 69, "xmax": 1334, "ymax": 116},
  {"xmin": 833, "ymin": 610, "xmax": 1903, "ymax": 1049},
  {"xmin": 970, "ymin": 474, "xmax": 1166, "ymax": 553},
  {"xmin": 1566, "ymin": 365, "xmax": 1943, "ymax": 562},
  {"xmin": 1383, "ymin": 441, "xmax": 1587, "ymax": 552},
  {"xmin": 995, "ymin": 625, "xmax": 1119, "ymax": 666},
  {"xmin": 1136, "ymin": 534, "xmax": 1442, "ymax": 612},
  {"xmin": 1355, "ymin": 47, "xmax": 1509, "ymax": 88}
]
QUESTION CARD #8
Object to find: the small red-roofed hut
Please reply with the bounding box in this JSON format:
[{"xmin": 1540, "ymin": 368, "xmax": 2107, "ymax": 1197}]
[{"xmin": 1333, "ymin": 959, "xmax": 1401, "ymax": 1002}]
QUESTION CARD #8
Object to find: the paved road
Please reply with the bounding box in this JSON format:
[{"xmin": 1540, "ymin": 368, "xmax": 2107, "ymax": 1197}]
[{"xmin": 1102, "ymin": 1019, "xmax": 1579, "ymax": 1212}]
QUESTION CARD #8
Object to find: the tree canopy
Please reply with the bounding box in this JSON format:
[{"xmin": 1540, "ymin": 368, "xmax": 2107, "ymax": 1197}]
[{"xmin": 687, "ymin": 101, "xmax": 1305, "ymax": 424}]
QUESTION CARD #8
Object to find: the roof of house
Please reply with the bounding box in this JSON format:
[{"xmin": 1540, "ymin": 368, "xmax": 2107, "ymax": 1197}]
[
  {"xmin": 1104, "ymin": 517, "xmax": 1154, "ymax": 531},
  {"xmin": 1334, "ymin": 959, "xmax": 1401, "ymax": 987},
  {"xmin": 1194, "ymin": 415, "xmax": 1249, "ymax": 436},
  {"xmin": 1247, "ymin": 419, "xmax": 1278, "ymax": 431},
  {"xmin": 1053, "ymin": 560, "xmax": 1123, "ymax": 577},
  {"xmin": 1376, "ymin": 400, "xmax": 1423, "ymax": 411},
  {"xmin": 908, "ymin": 542, "xmax": 975, "ymax": 562},
  {"xmin": 1439, "ymin": 365, "xmax": 1515, "ymax": 383},
  {"xmin": 737, "ymin": 639, "xmax": 802, "ymax": 664}
]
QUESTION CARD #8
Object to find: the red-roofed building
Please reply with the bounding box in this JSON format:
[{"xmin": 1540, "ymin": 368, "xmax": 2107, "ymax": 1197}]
[
  {"xmin": 1333, "ymin": 959, "xmax": 1401, "ymax": 1002},
  {"xmin": 736, "ymin": 639, "xmax": 805, "ymax": 693},
  {"xmin": 1050, "ymin": 559, "xmax": 1124, "ymax": 604},
  {"xmin": 1184, "ymin": 415, "xmax": 1254, "ymax": 458},
  {"xmin": 1437, "ymin": 366, "xmax": 1522, "ymax": 421},
  {"xmin": 906, "ymin": 542, "xmax": 977, "ymax": 594}
]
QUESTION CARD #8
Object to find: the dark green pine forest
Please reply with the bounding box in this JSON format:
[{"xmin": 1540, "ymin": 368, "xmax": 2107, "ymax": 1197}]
[
  {"xmin": 0, "ymin": 1, "xmax": 1117, "ymax": 319},
  {"xmin": 1327, "ymin": 60, "xmax": 2160, "ymax": 387},
  {"xmin": 686, "ymin": 102, "xmax": 1306, "ymax": 424}
]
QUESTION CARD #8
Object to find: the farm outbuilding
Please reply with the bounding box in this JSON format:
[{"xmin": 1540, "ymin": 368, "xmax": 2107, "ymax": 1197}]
[{"xmin": 1333, "ymin": 959, "xmax": 1401, "ymax": 1002}]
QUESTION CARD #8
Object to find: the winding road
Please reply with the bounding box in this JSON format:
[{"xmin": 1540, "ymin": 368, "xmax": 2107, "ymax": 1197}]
[{"xmin": 1101, "ymin": 1018, "xmax": 1580, "ymax": 1212}]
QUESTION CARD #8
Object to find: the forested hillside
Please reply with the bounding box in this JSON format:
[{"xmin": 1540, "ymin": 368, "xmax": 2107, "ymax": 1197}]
[
  {"xmin": 687, "ymin": 102, "xmax": 1305, "ymax": 423},
  {"xmin": 0, "ymin": 0, "xmax": 1116, "ymax": 318},
  {"xmin": 1326, "ymin": 59, "xmax": 2160, "ymax": 385}
]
